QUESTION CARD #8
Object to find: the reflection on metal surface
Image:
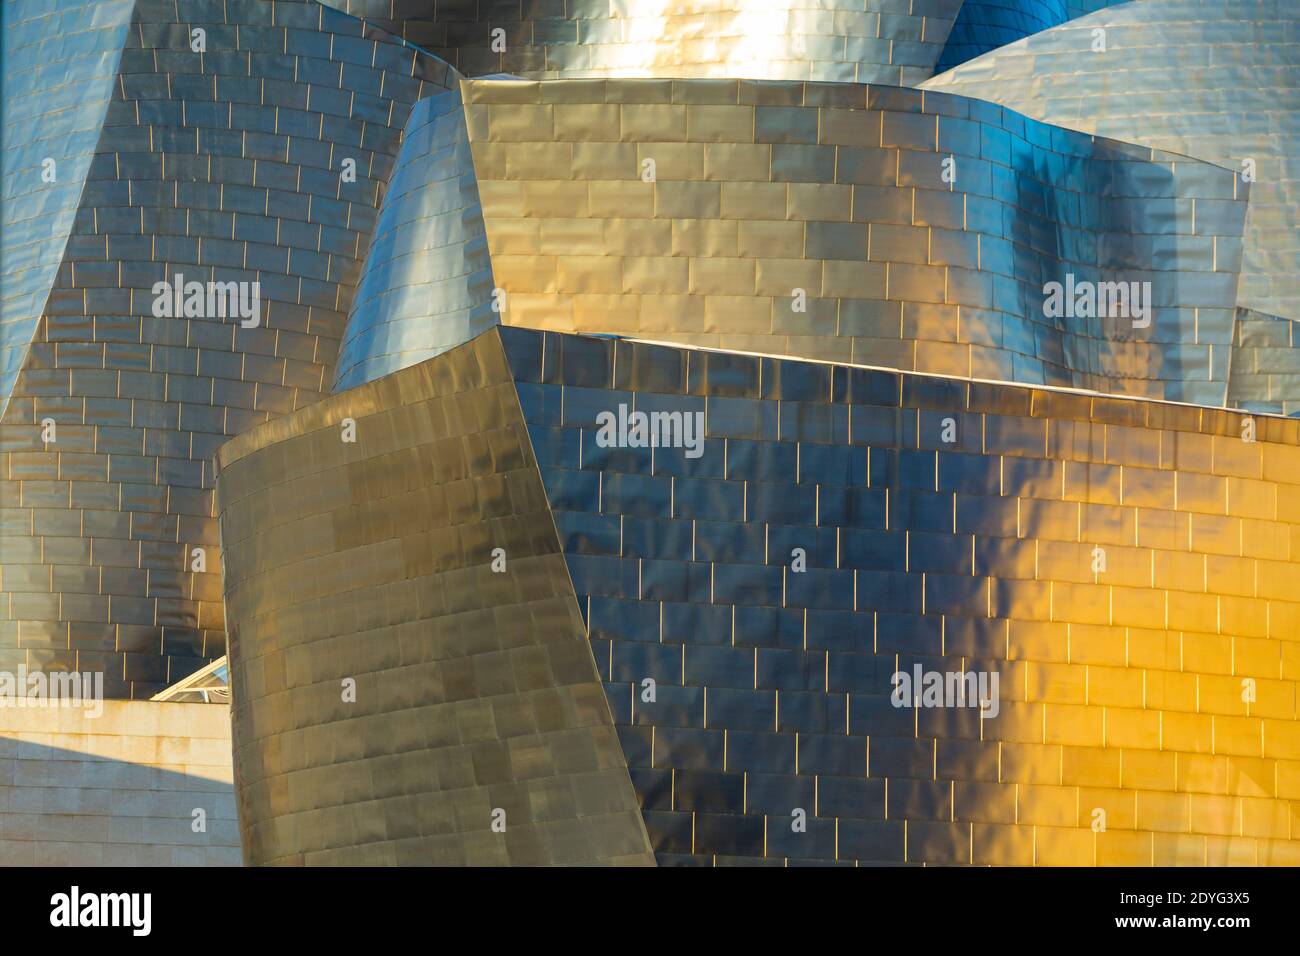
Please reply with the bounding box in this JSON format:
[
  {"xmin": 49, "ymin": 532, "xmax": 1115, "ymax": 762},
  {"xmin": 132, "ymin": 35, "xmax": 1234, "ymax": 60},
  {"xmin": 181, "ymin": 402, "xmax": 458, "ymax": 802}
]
[
  {"xmin": 0, "ymin": 0, "xmax": 455, "ymax": 698},
  {"xmin": 1229, "ymin": 310, "xmax": 1300, "ymax": 419},
  {"xmin": 219, "ymin": 325, "xmax": 1300, "ymax": 865},
  {"xmin": 333, "ymin": 87, "xmax": 496, "ymax": 391},
  {"xmin": 923, "ymin": 0, "xmax": 1300, "ymax": 322},
  {"xmin": 1, "ymin": 0, "xmax": 135, "ymax": 410},
  {"xmin": 319, "ymin": 0, "xmax": 962, "ymax": 84},
  {"xmin": 939, "ymin": 0, "xmax": 1061, "ymax": 73},
  {"xmin": 338, "ymin": 76, "xmax": 1247, "ymax": 407},
  {"xmin": 9, "ymin": 0, "xmax": 1296, "ymax": 867},
  {"xmin": 217, "ymin": 330, "xmax": 654, "ymax": 865}
]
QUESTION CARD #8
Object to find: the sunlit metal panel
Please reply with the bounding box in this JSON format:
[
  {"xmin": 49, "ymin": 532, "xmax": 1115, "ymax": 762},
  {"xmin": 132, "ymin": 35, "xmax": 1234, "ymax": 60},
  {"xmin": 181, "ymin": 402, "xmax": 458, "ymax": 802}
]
[
  {"xmin": 318, "ymin": 0, "xmax": 963, "ymax": 85},
  {"xmin": 336, "ymin": 77, "xmax": 1248, "ymax": 410},
  {"xmin": 216, "ymin": 328, "xmax": 655, "ymax": 866},
  {"xmin": 0, "ymin": 0, "xmax": 456, "ymax": 698},
  {"xmin": 924, "ymin": 0, "xmax": 1300, "ymax": 322}
]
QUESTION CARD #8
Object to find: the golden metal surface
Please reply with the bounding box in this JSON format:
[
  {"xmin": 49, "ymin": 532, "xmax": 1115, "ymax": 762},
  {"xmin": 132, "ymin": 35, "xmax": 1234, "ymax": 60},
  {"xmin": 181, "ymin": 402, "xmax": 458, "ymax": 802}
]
[
  {"xmin": 338, "ymin": 75, "xmax": 1248, "ymax": 407},
  {"xmin": 217, "ymin": 329, "xmax": 654, "ymax": 865},
  {"xmin": 10, "ymin": 0, "xmax": 1296, "ymax": 868},
  {"xmin": 321, "ymin": 0, "xmax": 964, "ymax": 85},
  {"xmin": 0, "ymin": 0, "xmax": 455, "ymax": 697},
  {"xmin": 924, "ymin": 0, "xmax": 1300, "ymax": 322},
  {"xmin": 217, "ymin": 325, "xmax": 1300, "ymax": 864}
]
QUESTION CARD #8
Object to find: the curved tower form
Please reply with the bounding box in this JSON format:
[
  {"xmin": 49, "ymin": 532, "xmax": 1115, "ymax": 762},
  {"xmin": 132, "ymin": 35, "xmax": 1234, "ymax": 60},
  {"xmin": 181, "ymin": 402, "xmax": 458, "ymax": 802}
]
[
  {"xmin": 924, "ymin": 0, "xmax": 1300, "ymax": 322},
  {"xmin": 319, "ymin": 0, "xmax": 964, "ymax": 85},
  {"xmin": 0, "ymin": 0, "xmax": 455, "ymax": 698},
  {"xmin": 332, "ymin": 87, "xmax": 495, "ymax": 392},
  {"xmin": 206, "ymin": 0, "xmax": 1300, "ymax": 868},
  {"xmin": 335, "ymin": 76, "xmax": 1247, "ymax": 406},
  {"xmin": 936, "ymin": 0, "xmax": 1069, "ymax": 74},
  {"xmin": 222, "ymin": 324, "xmax": 1300, "ymax": 866},
  {"xmin": 1, "ymin": 0, "xmax": 136, "ymax": 412},
  {"xmin": 219, "ymin": 330, "xmax": 656, "ymax": 865}
]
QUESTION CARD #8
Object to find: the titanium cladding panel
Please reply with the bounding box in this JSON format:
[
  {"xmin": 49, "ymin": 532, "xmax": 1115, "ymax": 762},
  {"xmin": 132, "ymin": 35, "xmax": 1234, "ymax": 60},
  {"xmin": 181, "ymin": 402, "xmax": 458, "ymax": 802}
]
[
  {"xmin": 0, "ymin": 0, "xmax": 454, "ymax": 699},
  {"xmin": 936, "ymin": 0, "xmax": 1071, "ymax": 73},
  {"xmin": 318, "ymin": 0, "xmax": 963, "ymax": 85},
  {"xmin": 923, "ymin": 0, "xmax": 1300, "ymax": 322},
  {"xmin": 1, "ymin": 0, "xmax": 136, "ymax": 409},
  {"xmin": 13, "ymin": 0, "xmax": 1298, "ymax": 867},
  {"xmin": 332, "ymin": 86, "xmax": 497, "ymax": 392},
  {"xmin": 218, "ymin": 326, "xmax": 1300, "ymax": 865},
  {"xmin": 216, "ymin": 330, "xmax": 654, "ymax": 866},
  {"xmin": 505, "ymin": 327, "xmax": 1300, "ymax": 865},
  {"xmin": 338, "ymin": 76, "xmax": 1247, "ymax": 406},
  {"xmin": 1228, "ymin": 311, "xmax": 1300, "ymax": 420}
]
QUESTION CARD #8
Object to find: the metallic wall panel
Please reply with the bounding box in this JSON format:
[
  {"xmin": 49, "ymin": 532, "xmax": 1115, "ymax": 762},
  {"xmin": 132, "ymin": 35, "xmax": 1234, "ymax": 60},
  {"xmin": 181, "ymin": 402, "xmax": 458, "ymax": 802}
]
[
  {"xmin": 319, "ymin": 0, "xmax": 963, "ymax": 85},
  {"xmin": 333, "ymin": 86, "xmax": 497, "ymax": 391},
  {"xmin": 1067, "ymin": 0, "xmax": 1127, "ymax": 15},
  {"xmin": 0, "ymin": 0, "xmax": 455, "ymax": 699},
  {"xmin": 1229, "ymin": 310, "xmax": 1300, "ymax": 419},
  {"xmin": 501, "ymin": 325, "xmax": 1300, "ymax": 865},
  {"xmin": 935, "ymin": 2, "xmax": 1135, "ymax": 74},
  {"xmin": 460, "ymin": 75, "xmax": 1238, "ymax": 406},
  {"xmin": 1, "ymin": 0, "xmax": 135, "ymax": 411},
  {"xmin": 923, "ymin": 0, "xmax": 1300, "ymax": 323},
  {"xmin": 935, "ymin": 0, "xmax": 1067, "ymax": 73},
  {"xmin": 338, "ymin": 76, "xmax": 1248, "ymax": 406},
  {"xmin": 216, "ymin": 329, "xmax": 654, "ymax": 865}
]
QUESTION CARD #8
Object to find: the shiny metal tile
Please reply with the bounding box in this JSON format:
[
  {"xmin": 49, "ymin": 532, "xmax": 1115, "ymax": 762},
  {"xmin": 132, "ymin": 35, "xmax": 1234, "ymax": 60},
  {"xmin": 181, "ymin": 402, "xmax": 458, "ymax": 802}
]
[
  {"xmin": 216, "ymin": 329, "xmax": 654, "ymax": 866},
  {"xmin": 924, "ymin": 0, "xmax": 1300, "ymax": 323},
  {"xmin": 319, "ymin": 0, "xmax": 964, "ymax": 85},
  {"xmin": 336, "ymin": 76, "xmax": 1249, "ymax": 409},
  {"xmin": 0, "ymin": 0, "xmax": 456, "ymax": 697}
]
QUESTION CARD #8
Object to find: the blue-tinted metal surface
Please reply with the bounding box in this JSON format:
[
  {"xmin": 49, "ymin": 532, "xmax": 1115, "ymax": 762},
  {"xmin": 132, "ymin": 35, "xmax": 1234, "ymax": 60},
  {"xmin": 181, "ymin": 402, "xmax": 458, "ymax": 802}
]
[
  {"xmin": 498, "ymin": 324, "xmax": 1300, "ymax": 865},
  {"xmin": 0, "ymin": 0, "xmax": 455, "ymax": 698},
  {"xmin": 1, "ymin": 0, "xmax": 135, "ymax": 410},
  {"xmin": 333, "ymin": 85, "xmax": 496, "ymax": 391},
  {"xmin": 318, "ymin": 0, "xmax": 963, "ymax": 86},
  {"xmin": 924, "ymin": 0, "xmax": 1300, "ymax": 323},
  {"xmin": 337, "ymin": 77, "xmax": 1248, "ymax": 411},
  {"xmin": 1229, "ymin": 310, "xmax": 1300, "ymax": 418},
  {"xmin": 935, "ymin": 1, "xmax": 1136, "ymax": 74},
  {"xmin": 936, "ymin": 0, "xmax": 1069, "ymax": 74}
]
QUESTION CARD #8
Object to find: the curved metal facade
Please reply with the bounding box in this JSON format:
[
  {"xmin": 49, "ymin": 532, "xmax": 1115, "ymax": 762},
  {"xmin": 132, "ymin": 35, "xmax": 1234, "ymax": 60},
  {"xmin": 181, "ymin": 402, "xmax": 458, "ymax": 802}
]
[
  {"xmin": 0, "ymin": 0, "xmax": 455, "ymax": 698},
  {"xmin": 7, "ymin": 0, "xmax": 1293, "ymax": 869},
  {"xmin": 1, "ymin": 0, "xmax": 135, "ymax": 410},
  {"xmin": 935, "ymin": 0, "xmax": 1068, "ymax": 74},
  {"xmin": 319, "ymin": 0, "xmax": 963, "ymax": 85},
  {"xmin": 923, "ymin": 0, "xmax": 1300, "ymax": 322},
  {"xmin": 336, "ymin": 76, "xmax": 1246, "ymax": 407},
  {"xmin": 934, "ymin": 1, "xmax": 1132, "ymax": 74},
  {"xmin": 217, "ymin": 325, "xmax": 1300, "ymax": 865},
  {"xmin": 217, "ymin": 329, "xmax": 654, "ymax": 865},
  {"xmin": 514, "ymin": 326, "xmax": 1300, "ymax": 865},
  {"xmin": 1229, "ymin": 310, "xmax": 1300, "ymax": 419},
  {"xmin": 333, "ymin": 87, "xmax": 496, "ymax": 391}
]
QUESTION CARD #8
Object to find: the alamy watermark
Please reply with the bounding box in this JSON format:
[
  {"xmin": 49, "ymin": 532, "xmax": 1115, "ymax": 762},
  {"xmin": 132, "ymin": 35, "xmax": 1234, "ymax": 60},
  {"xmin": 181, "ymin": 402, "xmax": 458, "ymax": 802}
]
[
  {"xmin": 0, "ymin": 666, "xmax": 104, "ymax": 718},
  {"xmin": 890, "ymin": 664, "xmax": 999, "ymax": 718},
  {"xmin": 594, "ymin": 403, "xmax": 705, "ymax": 459},
  {"xmin": 50, "ymin": 886, "xmax": 150, "ymax": 936},
  {"xmin": 151, "ymin": 272, "xmax": 260, "ymax": 327},
  {"xmin": 1042, "ymin": 273, "xmax": 1151, "ymax": 329}
]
